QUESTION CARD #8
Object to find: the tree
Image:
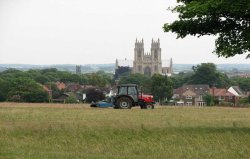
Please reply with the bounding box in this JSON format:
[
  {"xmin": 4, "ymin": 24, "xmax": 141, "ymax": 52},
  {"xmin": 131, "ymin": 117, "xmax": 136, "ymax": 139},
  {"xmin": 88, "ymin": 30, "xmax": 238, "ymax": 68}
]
[
  {"xmin": 85, "ymin": 73, "xmax": 111, "ymax": 87},
  {"xmin": 204, "ymin": 93, "xmax": 214, "ymax": 106},
  {"xmin": 171, "ymin": 71, "xmax": 193, "ymax": 88},
  {"xmin": 114, "ymin": 66, "xmax": 131, "ymax": 79},
  {"xmin": 230, "ymin": 77, "xmax": 250, "ymax": 92},
  {"xmin": 249, "ymin": 95, "xmax": 250, "ymax": 104},
  {"xmin": 34, "ymin": 75, "xmax": 50, "ymax": 84},
  {"xmin": 65, "ymin": 94, "xmax": 78, "ymax": 103},
  {"xmin": 164, "ymin": 0, "xmax": 250, "ymax": 58},
  {"xmin": 188, "ymin": 63, "xmax": 230, "ymax": 87},
  {"xmin": 7, "ymin": 77, "xmax": 48, "ymax": 102},
  {"xmin": 85, "ymin": 88, "xmax": 105, "ymax": 103},
  {"xmin": 119, "ymin": 74, "xmax": 152, "ymax": 93},
  {"xmin": 45, "ymin": 82, "xmax": 63, "ymax": 99},
  {"xmin": 0, "ymin": 78, "xmax": 7, "ymax": 101},
  {"xmin": 151, "ymin": 74, "xmax": 173, "ymax": 104}
]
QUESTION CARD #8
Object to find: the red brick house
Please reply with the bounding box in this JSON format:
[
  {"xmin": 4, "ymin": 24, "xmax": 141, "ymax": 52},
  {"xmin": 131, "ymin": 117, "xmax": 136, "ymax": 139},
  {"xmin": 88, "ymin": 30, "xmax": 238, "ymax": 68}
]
[{"xmin": 209, "ymin": 87, "xmax": 235, "ymax": 105}]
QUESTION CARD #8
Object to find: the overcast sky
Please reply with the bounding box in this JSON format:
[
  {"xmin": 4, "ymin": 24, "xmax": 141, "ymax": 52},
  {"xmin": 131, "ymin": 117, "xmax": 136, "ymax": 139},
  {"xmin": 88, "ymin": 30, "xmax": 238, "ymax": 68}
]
[{"xmin": 0, "ymin": 0, "xmax": 249, "ymax": 65}]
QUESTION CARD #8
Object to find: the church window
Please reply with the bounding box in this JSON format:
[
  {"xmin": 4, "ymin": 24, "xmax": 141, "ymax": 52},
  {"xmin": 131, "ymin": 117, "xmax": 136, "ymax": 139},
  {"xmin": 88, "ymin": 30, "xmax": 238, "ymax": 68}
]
[
  {"xmin": 154, "ymin": 51, "xmax": 157, "ymax": 60},
  {"xmin": 138, "ymin": 50, "xmax": 141, "ymax": 58}
]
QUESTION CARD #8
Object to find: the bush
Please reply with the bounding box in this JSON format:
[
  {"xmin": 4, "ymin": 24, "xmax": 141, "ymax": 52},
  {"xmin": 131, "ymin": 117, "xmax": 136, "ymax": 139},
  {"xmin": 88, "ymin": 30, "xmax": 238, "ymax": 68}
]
[
  {"xmin": 204, "ymin": 93, "xmax": 214, "ymax": 106},
  {"xmin": 238, "ymin": 97, "xmax": 250, "ymax": 107},
  {"xmin": 65, "ymin": 95, "xmax": 78, "ymax": 103},
  {"xmin": 0, "ymin": 91, "xmax": 6, "ymax": 102},
  {"xmin": 219, "ymin": 101, "xmax": 234, "ymax": 107},
  {"xmin": 86, "ymin": 88, "xmax": 105, "ymax": 103}
]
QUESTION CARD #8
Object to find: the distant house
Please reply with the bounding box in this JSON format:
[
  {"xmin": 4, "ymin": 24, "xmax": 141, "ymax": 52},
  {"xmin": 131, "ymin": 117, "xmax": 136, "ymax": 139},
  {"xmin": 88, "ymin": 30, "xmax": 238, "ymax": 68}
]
[
  {"xmin": 173, "ymin": 87, "xmax": 182, "ymax": 99},
  {"xmin": 228, "ymin": 86, "xmax": 245, "ymax": 97},
  {"xmin": 42, "ymin": 85, "xmax": 52, "ymax": 101},
  {"xmin": 56, "ymin": 81, "xmax": 66, "ymax": 90},
  {"xmin": 52, "ymin": 93, "xmax": 69, "ymax": 103},
  {"xmin": 209, "ymin": 87, "xmax": 235, "ymax": 105},
  {"xmin": 65, "ymin": 83, "xmax": 82, "ymax": 93},
  {"xmin": 173, "ymin": 84, "xmax": 247, "ymax": 106},
  {"xmin": 82, "ymin": 85, "xmax": 95, "ymax": 90},
  {"xmin": 173, "ymin": 85, "xmax": 210, "ymax": 106},
  {"xmin": 228, "ymin": 86, "xmax": 246, "ymax": 104}
]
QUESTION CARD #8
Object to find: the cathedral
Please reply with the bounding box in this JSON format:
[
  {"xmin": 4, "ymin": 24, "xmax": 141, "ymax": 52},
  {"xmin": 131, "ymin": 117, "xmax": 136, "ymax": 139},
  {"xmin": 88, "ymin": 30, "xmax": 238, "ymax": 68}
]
[{"xmin": 115, "ymin": 38, "xmax": 173, "ymax": 77}]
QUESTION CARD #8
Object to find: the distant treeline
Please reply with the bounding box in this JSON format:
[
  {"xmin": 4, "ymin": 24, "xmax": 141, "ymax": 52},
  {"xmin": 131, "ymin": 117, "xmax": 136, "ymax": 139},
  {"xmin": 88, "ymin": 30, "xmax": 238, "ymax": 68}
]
[
  {"xmin": 1, "ymin": 63, "xmax": 250, "ymax": 74},
  {"xmin": 0, "ymin": 68, "xmax": 113, "ymax": 102},
  {"xmin": 0, "ymin": 63, "xmax": 249, "ymax": 103}
]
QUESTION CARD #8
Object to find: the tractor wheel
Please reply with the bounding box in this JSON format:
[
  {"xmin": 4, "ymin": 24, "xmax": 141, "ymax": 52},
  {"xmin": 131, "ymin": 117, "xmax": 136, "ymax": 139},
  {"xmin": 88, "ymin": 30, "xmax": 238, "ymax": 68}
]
[
  {"xmin": 145, "ymin": 104, "xmax": 154, "ymax": 109},
  {"xmin": 117, "ymin": 97, "xmax": 132, "ymax": 109}
]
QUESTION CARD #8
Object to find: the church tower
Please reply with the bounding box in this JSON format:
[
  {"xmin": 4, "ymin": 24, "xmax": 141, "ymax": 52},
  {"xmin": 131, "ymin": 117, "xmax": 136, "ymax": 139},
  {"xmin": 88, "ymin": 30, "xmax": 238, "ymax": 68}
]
[
  {"xmin": 133, "ymin": 38, "xmax": 144, "ymax": 74},
  {"xmin": 132, "ymin": 38, "xmax": 171, "ymax": 76},
  {"xmin": 116, "ymin": 38, "xmax": 172, "ymax": 77},
  {"xmin": 151, "ymin": 38, "xmax": 162, "ymax": 74}
]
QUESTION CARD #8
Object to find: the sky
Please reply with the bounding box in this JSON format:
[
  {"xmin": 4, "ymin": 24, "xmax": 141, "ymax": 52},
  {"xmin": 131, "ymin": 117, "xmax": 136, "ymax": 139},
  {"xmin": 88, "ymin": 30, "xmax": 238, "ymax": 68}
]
[{"xmin": 0, "ymin": 0, "xmax": 249, "ymax": 65}]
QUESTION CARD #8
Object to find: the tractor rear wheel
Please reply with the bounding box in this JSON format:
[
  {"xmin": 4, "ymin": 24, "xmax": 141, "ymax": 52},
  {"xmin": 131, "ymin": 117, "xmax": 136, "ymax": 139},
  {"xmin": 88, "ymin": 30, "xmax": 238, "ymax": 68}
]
[{"xmin": 117, "ymin": 97, "xmax": 132, "ymax": 109}]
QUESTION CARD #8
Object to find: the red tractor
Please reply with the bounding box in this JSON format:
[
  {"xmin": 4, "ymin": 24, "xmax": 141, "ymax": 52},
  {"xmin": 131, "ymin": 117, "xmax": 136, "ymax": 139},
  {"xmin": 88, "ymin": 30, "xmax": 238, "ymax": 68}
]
[{"xmin": 113, "ymin": 84, "xmax": 155, "ymax": 109}]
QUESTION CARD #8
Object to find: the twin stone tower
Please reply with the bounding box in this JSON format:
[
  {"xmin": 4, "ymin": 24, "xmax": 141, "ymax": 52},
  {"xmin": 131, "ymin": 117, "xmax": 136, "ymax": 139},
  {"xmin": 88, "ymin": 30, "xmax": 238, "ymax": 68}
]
[{"xmin": 116, "ymin": 38, "xmax": 173, "ymax": 77}]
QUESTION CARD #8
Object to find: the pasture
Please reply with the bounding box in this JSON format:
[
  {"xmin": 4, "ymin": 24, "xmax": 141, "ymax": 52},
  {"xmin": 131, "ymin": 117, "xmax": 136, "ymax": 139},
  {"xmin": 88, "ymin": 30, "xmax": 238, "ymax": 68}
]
[{"xmin": 0, "ymin": 103, "xmax": 250, "ymax": 159}]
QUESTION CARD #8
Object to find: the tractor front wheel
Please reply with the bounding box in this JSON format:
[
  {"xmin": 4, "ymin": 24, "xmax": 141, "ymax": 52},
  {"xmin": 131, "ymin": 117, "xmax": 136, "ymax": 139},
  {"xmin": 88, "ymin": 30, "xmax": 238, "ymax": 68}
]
[
  {"xmin": 117, "ymin": 97, "xmax": 132, "ymax": 109},
  {"xmin": 145, "ymin": 104, "xmax": 154, "ymax": 109}
]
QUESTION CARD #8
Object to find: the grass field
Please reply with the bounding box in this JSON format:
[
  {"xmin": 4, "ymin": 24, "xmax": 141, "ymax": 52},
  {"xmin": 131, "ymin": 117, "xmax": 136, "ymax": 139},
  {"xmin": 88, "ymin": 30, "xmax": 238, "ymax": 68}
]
[{"xmin": 0, "ymin": 103, "xmax": 250, "ymax": 159}]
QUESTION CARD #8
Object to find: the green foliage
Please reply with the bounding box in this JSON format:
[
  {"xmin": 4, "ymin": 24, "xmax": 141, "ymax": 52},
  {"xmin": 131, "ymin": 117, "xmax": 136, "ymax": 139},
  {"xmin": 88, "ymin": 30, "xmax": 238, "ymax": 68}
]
[
  {"xmin": 189, "ymin": 63, "xmax": 230, "ymax": 87},
  {"xmin": 34, "ymin": 75, "xmax": 50, "ymax": 84},
  {"xmin": 65, "ymin": 94, "xmax": 78, "ymax": 103},
  {"xmin": 119, "ymin": 73, "xmax": 144, "ymax": 84},
  {"xmin": 219, "ymin": 101, "xmax": 235, "ymax": 107},
  {"xmin": 44, "ymin": 82, "xmax": 63, "ymax": 99},
  {"xmin": 171, "ymin": 63, "xmax": 232, "ymax": 89},
  {"xmin": 22, "ymin": 90, "xmax": 48, "ymax": 103},
  {"xmin": 171, "ymin": 72, "xmax": 193, "ymax": 88},
  {"xmin": 230, "ymin": 77, "xmax": 250, "ymax": 92},
  {"xmin": 41, "ymin": 68, "xmax": 58, "ymax": 74},
  {"xmin": 164, "ymin": 0, "xmax": 250, "ymax": 58},
  {"xmin": 1, "ymin": 68, "xmax": 22, "ymax": 74},
  {"xmin": 86, "ymin": 88, "xmax": 105, "ymax": 103},
  {"xmin": 85, "ymin": 72, "xmax": 112, "ymax": 87},
  {"xmin": 204, "ymin": 93, "xmax": 214, "ymax": 106},
  {"xmin": 114, "ymin": 66, "xmax": 131, "ymax": 79},
  {"xmin": 0, "ymin": 68, "xmax": 114, "ymax": 102},
  {"xmin": 0, "ymin": 78, "xmax": 7, "ymax": 102},
  {"xmin": 119, "ymin": 73, "xmax": 152, "ymax": 93},
  {"xmin": 151, "ymin": 74, "xmax": 173, "ymax": 102},
  {"xmin": 0, "ymin": 91, "xmax": 5, "ymax": 102},
  {"xmin": 1, "ymin": 67, "xmax": 112, "ymax": 84},
  {"xmin": 238, "ymin": 96, "xmax": 250, "ymax": 106},
  {"xmin": 6, "ymin": 77, "xmax": 48, "ymax": 103}
]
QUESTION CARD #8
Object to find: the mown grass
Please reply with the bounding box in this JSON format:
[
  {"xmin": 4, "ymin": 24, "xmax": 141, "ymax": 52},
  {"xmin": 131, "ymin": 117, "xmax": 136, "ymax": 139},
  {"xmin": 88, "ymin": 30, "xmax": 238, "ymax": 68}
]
[{"xmin": 0, "ymin": 103, "xmax": 250, "ymax": 159}]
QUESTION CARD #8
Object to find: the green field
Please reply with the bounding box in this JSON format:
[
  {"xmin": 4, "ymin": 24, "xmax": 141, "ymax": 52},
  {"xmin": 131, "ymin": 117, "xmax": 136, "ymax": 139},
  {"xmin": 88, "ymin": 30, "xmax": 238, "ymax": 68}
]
[{"xmin": 0, "ymin": 103, "xmax": 250, "ymax": 159}]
